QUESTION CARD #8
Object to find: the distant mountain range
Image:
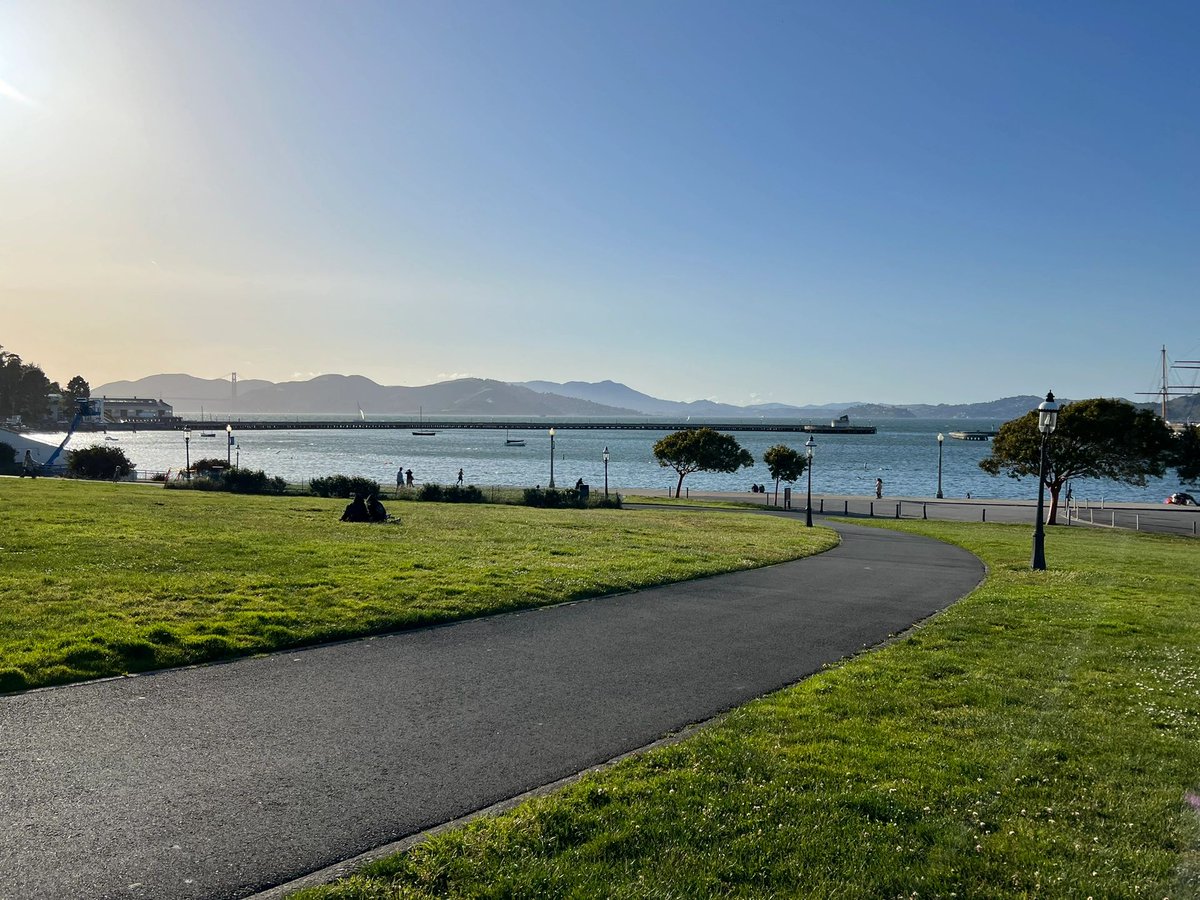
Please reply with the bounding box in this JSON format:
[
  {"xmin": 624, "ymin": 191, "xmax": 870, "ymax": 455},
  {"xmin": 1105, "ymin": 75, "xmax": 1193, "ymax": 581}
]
[{"xmin": 90, "ymin": 373, "xmax": 1127, "ymax": 421}]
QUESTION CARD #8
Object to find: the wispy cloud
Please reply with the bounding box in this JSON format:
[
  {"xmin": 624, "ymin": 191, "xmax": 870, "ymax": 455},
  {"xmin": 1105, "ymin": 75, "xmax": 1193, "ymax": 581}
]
[
  {"xmin": 0, "ymin": 76, "xmax": 40, "ymax": 109},
  {"xmin": 437, "ymin": 372, "xmax": 473, "ymax": 381}
]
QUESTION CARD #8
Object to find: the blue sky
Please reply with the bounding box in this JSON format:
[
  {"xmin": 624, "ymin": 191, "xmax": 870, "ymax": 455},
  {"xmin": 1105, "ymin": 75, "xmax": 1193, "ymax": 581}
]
[{"xmin": 2, "ymin": 1, "xmax": 1197, "ymax": 405}]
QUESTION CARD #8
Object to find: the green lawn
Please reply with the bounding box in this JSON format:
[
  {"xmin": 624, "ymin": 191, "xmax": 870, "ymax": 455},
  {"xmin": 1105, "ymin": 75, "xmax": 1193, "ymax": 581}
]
[
  {"xmin": 0, "ymin": 478, "xmax": 836, "ymax": 692},
  {"xmin": 297, "ymin": 521, "xmax": 1200, "ymax": 899}
]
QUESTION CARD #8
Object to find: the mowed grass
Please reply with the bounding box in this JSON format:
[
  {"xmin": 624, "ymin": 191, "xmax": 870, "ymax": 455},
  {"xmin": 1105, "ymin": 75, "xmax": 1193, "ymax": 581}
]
[
  {"xmin": 297, "ymin": 521, "xmax": 1200, "ymax": 899},
  {"xmin": 0, "ymin": 479, "xmax": 836, "ymax": 692}
]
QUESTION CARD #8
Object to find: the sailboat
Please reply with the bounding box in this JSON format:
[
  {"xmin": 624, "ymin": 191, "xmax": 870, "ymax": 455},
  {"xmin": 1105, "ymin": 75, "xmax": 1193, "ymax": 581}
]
[
  {"xmin": 504, "ymin": 428, "xmax": 525, "ymax": 447},
  {"xmin": 412, "ymin": 406, "xmax": 436, "ymax": 436}
]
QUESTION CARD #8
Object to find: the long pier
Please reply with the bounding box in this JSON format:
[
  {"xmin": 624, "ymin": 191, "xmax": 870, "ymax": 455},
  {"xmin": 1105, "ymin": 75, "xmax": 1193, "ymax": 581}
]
[{"xmin": 102, "ymin": 419, "xmax": 817, "ymax": 433}]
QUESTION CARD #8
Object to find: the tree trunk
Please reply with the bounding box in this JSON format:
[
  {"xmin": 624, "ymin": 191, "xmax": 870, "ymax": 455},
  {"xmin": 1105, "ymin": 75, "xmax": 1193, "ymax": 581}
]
[
  {"xmin": 1047, "ymin": 483, "xmax": 1061, "ymax": 525},
  {"xmin": 774, "ymin": 477, "xmax": 780, "ymax": 506},
  {"xmin": 676, "ymin": 472, "xmax": 685, "ymax": 498}
]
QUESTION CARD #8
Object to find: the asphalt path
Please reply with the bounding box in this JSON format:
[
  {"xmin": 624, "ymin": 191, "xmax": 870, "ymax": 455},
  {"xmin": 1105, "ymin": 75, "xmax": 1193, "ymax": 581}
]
[{"xmin": 0, "ymin": 520, "xmax": 983, "ymax": 900}]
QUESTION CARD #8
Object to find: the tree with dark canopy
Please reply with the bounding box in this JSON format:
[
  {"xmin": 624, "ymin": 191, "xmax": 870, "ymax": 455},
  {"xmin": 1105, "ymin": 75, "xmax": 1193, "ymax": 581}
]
[
  {"xmin": 653, "ymin": 427, "xmax": 753, "ymax": 498},
  {"xmin": 763, "ymin": 444, "xmax": 806, "ymax": 506},
  {"xmin": 980, "ymin": 398, "xmax": 1173, "ymax": 523},
  {"xmin": 1172, "ymin": 424, "xmax": 1200, "ymax": 486}
]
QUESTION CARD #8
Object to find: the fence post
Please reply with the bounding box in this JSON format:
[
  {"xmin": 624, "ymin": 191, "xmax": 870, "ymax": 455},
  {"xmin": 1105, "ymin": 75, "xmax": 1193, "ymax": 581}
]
[
  {"xmin": 923, "ymin": 503, "xmax": 927, "ymax": 519},
  {"xmin": 1111, "ymin": 511, "xmax": 1116, "ymax": 527},
  {"xmin": 982, "ymin": 508, "xmax": 986, "ymax": 522},
  {"xmin": 895, "ymin": 502, "xmax": 900, "ymax": 519},
  {"xmin": 820, "ymin": 499, "xmax": 824, "ymax": 513},
  {"xmin": 1135, "ymin": 514, "xmax": 1140, "ymax": 531},
  {"xmin": 844, "ymin": 500, "xmax": 848, "ymax": 515},
  {"xmin": 869, "ymin": 502, "xmax": 874, "ymax": 517}
]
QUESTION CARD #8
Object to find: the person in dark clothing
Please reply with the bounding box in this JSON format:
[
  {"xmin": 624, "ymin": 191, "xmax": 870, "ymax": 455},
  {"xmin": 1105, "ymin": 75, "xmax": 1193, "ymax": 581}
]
[
  {"xmin": 20, "ymin": 450, "xmax": 37, "ymax": 479},
  {"xmin": 405, "ymin": 468, "xmax": 414, "ymax": 487},
  {"xmin": 340, "ymin": 493, "xmax": 369, "ymax": 522},
  {"xmin": 366, "ymin": 494, "xmax": 388, "ymax": 522}
]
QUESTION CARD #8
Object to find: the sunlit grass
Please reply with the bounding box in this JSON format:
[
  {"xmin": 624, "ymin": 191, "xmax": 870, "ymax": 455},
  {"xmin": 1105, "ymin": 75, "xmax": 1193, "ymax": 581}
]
[
  {"xmin": 0, "ymin": 479, "xmax": 836, "ymax": 692},
  {"xmin": 296, "ymin": 521, "xmax": 1200, "ymax": 899}
]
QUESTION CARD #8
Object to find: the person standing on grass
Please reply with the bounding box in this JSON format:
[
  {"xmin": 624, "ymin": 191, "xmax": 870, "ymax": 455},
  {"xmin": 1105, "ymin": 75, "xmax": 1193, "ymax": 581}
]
[
  {"xmin": 20, "ymin": 450, "xmax": 37, "ymax": 479},
  {"xmin": 396, "ymin": 467, "xmax": 404, "ymax": 491}
]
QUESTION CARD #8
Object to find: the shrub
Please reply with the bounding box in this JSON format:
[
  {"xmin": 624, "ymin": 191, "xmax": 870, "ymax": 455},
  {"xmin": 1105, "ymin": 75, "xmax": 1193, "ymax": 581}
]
[
  {"xmin": 520, "ymin": 488, "xmax": 622, "ymax": 509},
  {"xmin": 309, "ymin": 474, "xmax": 382, "ymax": 498},
  {"xmin": 190, "ymin": 458, "xmax": 228, "ymax": 475},
  {"xmin": 222, "ymin": 468, "xmax": 287, "ymax": 495},
  {"xmin": 68, "ymin": 445, "xmax": 133, "ymax": 480},
  {"xmin": 418, "ymin": 483, "xmax": 484, "ymax": 503},
  {"xmin": 0, "ymin": 442, "xmax": 17, "ymax": 475},
  {"xmin": 522, "ymin": 487, "xmax": 587, "ymax": 509}
]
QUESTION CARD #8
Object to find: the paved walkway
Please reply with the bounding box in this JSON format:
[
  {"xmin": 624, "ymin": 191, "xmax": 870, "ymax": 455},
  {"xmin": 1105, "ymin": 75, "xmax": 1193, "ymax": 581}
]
[
  {"xmin": 0, "ymin": 522, "xmax": 983, "ymax": 900},
  {"xmin": 627, "ymin": 489, "xmax": 1200, "ymax": 538}
]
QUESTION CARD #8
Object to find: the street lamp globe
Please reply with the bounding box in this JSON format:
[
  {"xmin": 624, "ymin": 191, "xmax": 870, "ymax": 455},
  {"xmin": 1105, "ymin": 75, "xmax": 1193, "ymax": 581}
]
[{"xmin": 1037, "ymin": 391, "xmax": 1059, "ymax": 434}]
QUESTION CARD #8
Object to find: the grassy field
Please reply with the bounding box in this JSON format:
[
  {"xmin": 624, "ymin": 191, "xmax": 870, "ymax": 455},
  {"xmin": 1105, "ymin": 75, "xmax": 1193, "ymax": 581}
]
[
  {"xmin": 297, "ymin": 521, "xmax": 1200, "ymax": 899},
  {"xmin": 0, "ymin": 478, "xmax": 836, "ymax": 692}
]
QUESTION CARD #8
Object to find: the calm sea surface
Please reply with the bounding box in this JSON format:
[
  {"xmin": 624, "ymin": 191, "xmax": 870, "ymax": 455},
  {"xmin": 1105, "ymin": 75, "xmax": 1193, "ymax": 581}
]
[{"xmin": 28, "ymin": 419, "xmax": 1181, "ymax": 503}]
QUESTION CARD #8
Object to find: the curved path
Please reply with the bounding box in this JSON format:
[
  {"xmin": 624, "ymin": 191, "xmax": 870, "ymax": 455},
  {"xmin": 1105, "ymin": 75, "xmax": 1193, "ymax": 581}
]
[{"xmin": 0, "ymin": 521, "xmax": 983, "ymax": 900}]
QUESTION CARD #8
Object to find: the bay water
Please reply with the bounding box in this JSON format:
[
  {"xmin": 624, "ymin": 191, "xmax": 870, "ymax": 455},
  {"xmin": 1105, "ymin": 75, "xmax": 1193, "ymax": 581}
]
[{"xmin": 28, "ymin": 418, "xmax": 1182, "ymax": 504}]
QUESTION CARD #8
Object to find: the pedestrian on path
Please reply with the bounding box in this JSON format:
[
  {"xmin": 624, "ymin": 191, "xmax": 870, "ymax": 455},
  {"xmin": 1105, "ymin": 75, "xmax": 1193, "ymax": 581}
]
[
  {"xmin": 457, "ymin": 468, "xmax": 464, "ymax": 486},
  {"xmin": 875, "ymin": 477, "xmax": 883, "ymax": 499},
  {"xmin": 406, "ymin": 468, "xmax": 414, "ymax": 487},
  {"xmin": 20, "ymin": 450, "xmax": 37, "ymax": 479}
]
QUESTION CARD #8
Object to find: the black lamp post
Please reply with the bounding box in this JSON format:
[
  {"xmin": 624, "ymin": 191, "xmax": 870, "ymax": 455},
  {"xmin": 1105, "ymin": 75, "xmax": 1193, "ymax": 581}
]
[
  {"xmin": 184, "ymin": 426, "xmax": 191, "ymax": 481},
  {"xmin": 235, "ymin": 442, "xmax": 240, "ymax": 470},
  {"xmin": 603, "ymin": 445, "xmax": 609, "ymax": 498},
  {"xmin": 805, "ymin": 436, "xmax": 816, "ymax": 528},
  {"xmin": 936, "ymin": 432, "xmax": 944, "ymax": 499},
  {"xmin": 548, "ymin": 427, "xmax": 556, "ymax": 488},
  {"xmin": 226, "ymin": 423, "xmax": 233, "ymax": 467},
  {"xmin": 1031, "ymin": 390, "xmax": 1059, "ymax": 571}
]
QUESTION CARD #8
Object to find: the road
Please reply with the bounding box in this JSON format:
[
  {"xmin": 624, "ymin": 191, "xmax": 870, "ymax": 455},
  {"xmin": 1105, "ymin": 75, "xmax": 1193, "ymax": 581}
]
[{"xmin": 0, "ymin": 521, "xmax": 983, "ymax": 900}]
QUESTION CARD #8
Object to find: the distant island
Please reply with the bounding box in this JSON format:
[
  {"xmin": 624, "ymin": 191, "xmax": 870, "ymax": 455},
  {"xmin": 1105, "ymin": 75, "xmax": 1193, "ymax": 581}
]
[{"xmin": 92, "ymin": 373, "xmax": 1079, "ymax": 421}]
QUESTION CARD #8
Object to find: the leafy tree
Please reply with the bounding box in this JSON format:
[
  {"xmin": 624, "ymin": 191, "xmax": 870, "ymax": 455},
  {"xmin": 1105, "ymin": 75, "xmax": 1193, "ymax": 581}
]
[
  {"xmin": 763, "ymin": 444, "xmax": 807, "ymax": 505},
  {"xmin": 0, "ymin": 346, "xmax": 54, "ymax": 423},
  {"xmin": 653, "ymin": 427, "xmax": 753, "ymax": 498},
  {"xmin": 69, "ymin": 445, "xmax": 133, "ymax": 480},
  {"xmin": 1172, "ymin": 424, "xmax": 1200, "ymax": 486},
  {"xmin": 980, "ymin": 398, "xmax": 1172, "ymax": 524},
  {"xmin": 64, "ymin": 375, "xmax": 91, "ymax": 401}
]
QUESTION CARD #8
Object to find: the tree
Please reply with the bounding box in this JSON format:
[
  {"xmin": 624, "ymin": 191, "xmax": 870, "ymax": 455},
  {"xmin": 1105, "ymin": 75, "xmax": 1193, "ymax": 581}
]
[
  {"xmin": 0, "ymin": 346, "xmax": 54, "ymax": 423},
  {"xmin": 69, "ymin": 445, "xmax": 133, "ymax": 480},
  {"xmin": 763, "ymin": 444, "xmax": 806, "ymax": 506},
  {"xmin": 980, "ymin": 398, "xmax": 1172, "ymax": 524},
  {"xmin": 653, "ymin": 427, "xmax": 753, "ymax": 498},
  {"xmin": 1172, "ymin": 424, "xmax": 1200, "ymax": 486},
  {"xmin": 64, "ymin": 375, "xmax": 91, "ymax": 402}
]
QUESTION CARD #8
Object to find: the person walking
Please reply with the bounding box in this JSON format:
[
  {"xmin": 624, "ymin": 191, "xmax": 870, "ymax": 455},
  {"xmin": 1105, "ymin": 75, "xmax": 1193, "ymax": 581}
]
[
  {"xmin": 406, "ymin": 468, "xmax": 414, "ymax": 487},
  {"xmin": 20, "ymin": 449, "xmax": 37, "ymax": 479},
  {"xmin": 457, "ymin": 468, "xmax": 464, "ymax": 486},
  {"xmin": 396, "ymin": 467, "xmax": 404, "ymax": 492},
  {"xmin": 875, "ymin": 477, "xmax": 883, "ymax": 499}
]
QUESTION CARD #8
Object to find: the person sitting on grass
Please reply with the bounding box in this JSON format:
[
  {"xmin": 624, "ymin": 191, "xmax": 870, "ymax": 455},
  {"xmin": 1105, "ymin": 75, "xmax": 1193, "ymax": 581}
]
[
  {"xmin": 340, "ymin": 493, "xmax": 370, "ymax": 522},
  {"xmin": 366, "ymin": 493, "xmax": 389, "ymax": 523}
]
